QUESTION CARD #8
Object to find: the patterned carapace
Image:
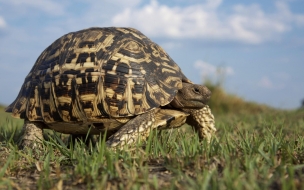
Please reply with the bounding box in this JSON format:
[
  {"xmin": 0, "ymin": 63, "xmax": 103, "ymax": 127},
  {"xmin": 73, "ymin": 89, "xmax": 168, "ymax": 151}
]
[{"xmin": 6, "ymin": 27, "xmax": 187, "ymax": 123}]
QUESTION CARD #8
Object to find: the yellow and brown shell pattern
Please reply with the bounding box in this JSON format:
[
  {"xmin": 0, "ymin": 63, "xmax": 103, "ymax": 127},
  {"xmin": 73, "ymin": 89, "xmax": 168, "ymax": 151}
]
[{"xmin": 6, "ymin": 27, "xmax": 188, "ymax": 124}]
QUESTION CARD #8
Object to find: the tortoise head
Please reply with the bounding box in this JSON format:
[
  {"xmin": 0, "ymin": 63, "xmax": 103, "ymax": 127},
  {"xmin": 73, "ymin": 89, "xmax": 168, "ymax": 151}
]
[{"xmin": 170, "ymin": 83, "xmax": 211, "ymax": 109}]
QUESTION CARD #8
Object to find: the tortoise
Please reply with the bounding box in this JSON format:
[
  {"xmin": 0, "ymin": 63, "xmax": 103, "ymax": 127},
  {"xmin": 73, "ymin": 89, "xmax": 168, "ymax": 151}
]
[{"xmin": 5, "ymin": 27, "xmax": 216, "ymax": 148}]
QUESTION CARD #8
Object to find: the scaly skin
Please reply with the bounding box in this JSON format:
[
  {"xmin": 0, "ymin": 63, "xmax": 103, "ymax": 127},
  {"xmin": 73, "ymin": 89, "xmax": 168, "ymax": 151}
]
[
  {"xmin": 105, "ymin": 106, "xmax": 216, "ymax": 148},
  {"xmin": 185, "ymin": 106, "xmax": 216, "ymax": 143},
  {"xmin": 106, "ymin": 109, "xmax": 157, "ymax": 147},
  {"xmin": 18, "ymin": 120, "xmax": 44, "ymax": 149}
]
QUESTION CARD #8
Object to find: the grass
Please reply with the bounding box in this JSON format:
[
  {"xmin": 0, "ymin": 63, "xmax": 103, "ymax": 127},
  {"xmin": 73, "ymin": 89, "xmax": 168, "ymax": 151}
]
[{"xmin": 0, "ymin": 86, "xmax": 304, "ymax": 189}]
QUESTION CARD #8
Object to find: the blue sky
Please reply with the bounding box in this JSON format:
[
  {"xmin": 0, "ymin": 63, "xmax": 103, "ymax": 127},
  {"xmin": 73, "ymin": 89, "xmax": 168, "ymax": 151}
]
[{"xmin": 0, "ymin": 0, "xmax": 303, "ymax": 109}]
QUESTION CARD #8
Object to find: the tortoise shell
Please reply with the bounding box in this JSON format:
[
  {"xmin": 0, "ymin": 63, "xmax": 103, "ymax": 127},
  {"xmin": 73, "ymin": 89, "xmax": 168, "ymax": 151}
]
[{"xmin": 6, "ymin": 27, "xmax": 190, "ymax": 123}]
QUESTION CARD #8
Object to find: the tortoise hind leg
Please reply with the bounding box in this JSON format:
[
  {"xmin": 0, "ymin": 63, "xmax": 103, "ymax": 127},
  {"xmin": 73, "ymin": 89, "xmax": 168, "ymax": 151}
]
[
  {"xmin": 18, "ymin": 120, "xmax": 44, "ymax": 149},
  {"xmin": 186, "ymin": 106, "xmax": 216, "ymax": 143}
]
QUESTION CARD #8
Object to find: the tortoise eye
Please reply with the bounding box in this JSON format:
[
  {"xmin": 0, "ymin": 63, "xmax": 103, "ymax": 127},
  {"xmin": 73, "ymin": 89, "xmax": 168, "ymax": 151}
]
[{"xmin": 193, "ymin": 88, "xmax": 200, "ymax": 94}]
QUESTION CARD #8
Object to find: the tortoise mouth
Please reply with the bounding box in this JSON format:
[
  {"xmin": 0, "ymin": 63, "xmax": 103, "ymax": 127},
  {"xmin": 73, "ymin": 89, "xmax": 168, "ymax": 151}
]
[
  {"xmin": 170, "ymin": 96, "xmax": 209, "ymax": 109},
  {"xmin": 188, "ymin": 95, "xmax": 210, "ymax": 104},
  {"xmin": 183, "ymin": 100, "xmax": 207, "ymax": 109}
]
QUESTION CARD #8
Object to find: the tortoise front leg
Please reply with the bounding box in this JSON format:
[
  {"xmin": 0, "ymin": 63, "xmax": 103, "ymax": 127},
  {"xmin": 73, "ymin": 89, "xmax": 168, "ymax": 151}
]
[
  {"xmin": 186, "ymin": 106, "xmax": 216, "ymax": 143},
  {"xmin": 106, "ymin": 109, "xmax": 158, "ymax": 147}
]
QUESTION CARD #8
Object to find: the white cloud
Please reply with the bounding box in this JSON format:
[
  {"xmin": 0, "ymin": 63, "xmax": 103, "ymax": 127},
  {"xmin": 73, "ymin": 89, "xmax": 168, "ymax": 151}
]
[
  {"xmin": 159, "ymin": 42, "xmax": 182, "ymax": 50},
  {"xmin": 1, "ymin": 0, "xmax": 65, "ymax": 16},
  {"xmin": 111, "ymin": 0, "xmax": 303, "ymax": 44},
  {"xmin": 112, "ymin": 0, "xmax": 226, "ymax": 39},
  {"xmin": 274, "ymin": 72, "xmax": 290, "ymax": 80},
  {"xmin": 103, "ymin": 0, "xmax": 141, "ymax": 8},
  {"xmin": 227, "ymin": 4, "xmax": 289, "ymax": 44},
  {"xmin": 194, "ymin": 60, "xmax": 234, "ymax": 79},
  {"xmin": 258, "ymin": 73, "xmax": 289, "ymax": 90},
  {"xmin": 0, "ymin": 16, "xmax": 6, "ymax": 28},
  {"xmin": 275, "ymin": 1, "xmax": 304, "ymax": 26},
  {"xmin": 258, "ymin": 76, "xmax": 274, "ymax": 89},
  {"xmin": 294, "ymin": 15, "xmax": 304, "ymax": 26},
  {"xmin": 204, "ymin": 0, "xmax": 222, "ymax": 9}
]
